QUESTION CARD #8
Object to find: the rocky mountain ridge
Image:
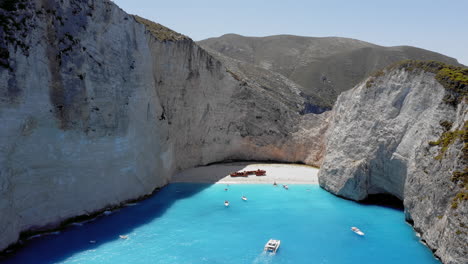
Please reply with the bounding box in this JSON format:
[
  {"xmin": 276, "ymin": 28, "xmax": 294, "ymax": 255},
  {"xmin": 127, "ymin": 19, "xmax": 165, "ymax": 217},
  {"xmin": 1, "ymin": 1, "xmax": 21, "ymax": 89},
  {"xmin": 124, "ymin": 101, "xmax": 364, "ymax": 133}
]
[{"xmin": 199, "ymin": 34, "xmax": 462, "ymax": 107}]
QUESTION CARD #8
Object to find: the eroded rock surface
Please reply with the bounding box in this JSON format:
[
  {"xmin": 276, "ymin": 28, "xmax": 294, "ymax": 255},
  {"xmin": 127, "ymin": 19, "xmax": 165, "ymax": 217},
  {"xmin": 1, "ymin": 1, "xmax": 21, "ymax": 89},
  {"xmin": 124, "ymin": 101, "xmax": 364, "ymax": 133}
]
[
  {"xmin": 319, "ymin": 62, "xmax": 467, "ymax": 264},
  {"xmin": 0, "ymin": 0, "xmax": 328, "ymax": 251}
]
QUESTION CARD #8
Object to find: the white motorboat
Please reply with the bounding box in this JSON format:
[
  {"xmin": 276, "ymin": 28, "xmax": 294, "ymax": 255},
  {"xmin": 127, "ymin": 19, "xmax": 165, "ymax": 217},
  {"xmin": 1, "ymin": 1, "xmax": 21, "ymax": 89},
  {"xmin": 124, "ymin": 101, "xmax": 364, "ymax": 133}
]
[
  {"xmin": 351, "ymin": 227, "xmax": 365, "ymax": 236},
  {"xmin": 264, "ymin": 239, "xmax": 281, "ymax": 253},
  {"xmin": 241, "ymin": 196, "xmax": 247, "ymax": 201},
  {"xmin": 119, "ymin": 235, "xmax": 128, "ymax": 239},
  {"xmin": 283, "ymin": 184, "xmax": 289, "ymax": 190},
  {"xmin": 224, "ymin": 201, "xmax": 230, "ymax": 207}
]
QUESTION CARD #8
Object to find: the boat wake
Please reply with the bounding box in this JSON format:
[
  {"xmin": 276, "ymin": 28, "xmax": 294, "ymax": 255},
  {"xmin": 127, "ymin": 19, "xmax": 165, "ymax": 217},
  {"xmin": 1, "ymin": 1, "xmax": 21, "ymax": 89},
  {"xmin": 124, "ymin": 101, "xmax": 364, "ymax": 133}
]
[{"xmin": 253, "ymin": 251, "xmax": 274, "ymax": 264}]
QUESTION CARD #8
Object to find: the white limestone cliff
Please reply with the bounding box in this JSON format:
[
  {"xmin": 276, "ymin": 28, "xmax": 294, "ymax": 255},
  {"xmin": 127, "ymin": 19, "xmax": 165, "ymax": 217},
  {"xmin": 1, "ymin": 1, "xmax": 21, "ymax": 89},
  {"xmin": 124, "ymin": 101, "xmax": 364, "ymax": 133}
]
[
  {"xmin": 2, "ymin": 1, "xmax": 465, "ymax": 263},
  {"xmin": 319, "ymin": 63, "xmax": 467, "ymax": 264},
  {"xmin": 0, "ymin": 0, "xmax": 328, "ymax": 251}
]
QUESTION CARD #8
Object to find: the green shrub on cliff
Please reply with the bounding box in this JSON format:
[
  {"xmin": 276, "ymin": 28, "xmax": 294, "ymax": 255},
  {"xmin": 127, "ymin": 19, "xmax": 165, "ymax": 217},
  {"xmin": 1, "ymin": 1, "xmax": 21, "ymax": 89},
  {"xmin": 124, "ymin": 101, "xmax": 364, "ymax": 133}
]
[
  {"xmin": 452, "ymin": 168, "xmax": 468, "ymax": 187},
  {"xmin": 451, "ymin": 165, "xmax": 468, "ymax": 210},
  {"xmin": 451, "ymin": 191, "xmax": 468, "ymax": 209},
  {"xmin": 429, "ymin": 130, "xmax": 463, "ymax": 160},
  {"xmin": 428, "ymin": 120, "xmax": 468, "ymax": 160},
  {"xmin": 428, "ymin": 120, "xmax": 468, "ymax": 209},
  {"xmin": 391, "ymin": 60, "xmax": 468, "ymax": 105},
  {"xmin": 365, "ymin": 70, "xmax": 385, "ymax": 88},
  {"xmin": 367, "ymin": 60, "xmax": 467, "ymax": 106},
  {"xmin": 440, "ymin": 120, "xmax": 453, "ymax": 131}
]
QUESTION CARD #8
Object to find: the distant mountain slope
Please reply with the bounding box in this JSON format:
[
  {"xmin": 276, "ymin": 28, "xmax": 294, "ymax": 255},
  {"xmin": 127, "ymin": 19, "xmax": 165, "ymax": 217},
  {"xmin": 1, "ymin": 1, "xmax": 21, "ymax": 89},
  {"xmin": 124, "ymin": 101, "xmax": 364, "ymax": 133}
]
[
  {"xmin": 198, "ymin": 34, "xmax": 462, "ymax": 107},
  {"xmin": 200, "ymin": 45, "xmax": 329, "ymax": 113}
]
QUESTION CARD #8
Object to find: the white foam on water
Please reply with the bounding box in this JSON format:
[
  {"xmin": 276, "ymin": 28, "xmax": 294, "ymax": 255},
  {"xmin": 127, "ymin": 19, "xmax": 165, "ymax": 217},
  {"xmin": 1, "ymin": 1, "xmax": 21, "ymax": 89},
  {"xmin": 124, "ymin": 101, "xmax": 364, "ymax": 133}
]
[
  {"xmin": 27, "ymin": 234, "xmax": 43, "ymax": 240},
  {"xmin": 252, "ymin": 251, "xmax": 273, "ymax": 264}
]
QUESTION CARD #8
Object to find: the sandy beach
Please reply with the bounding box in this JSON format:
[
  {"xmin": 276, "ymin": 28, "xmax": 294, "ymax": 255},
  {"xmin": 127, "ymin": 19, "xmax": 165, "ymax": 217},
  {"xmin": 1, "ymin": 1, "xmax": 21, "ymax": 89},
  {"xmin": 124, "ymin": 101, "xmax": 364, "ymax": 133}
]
[{"xmin": 171, "ymin": 162, "xmax": 319, "ymax": 184}]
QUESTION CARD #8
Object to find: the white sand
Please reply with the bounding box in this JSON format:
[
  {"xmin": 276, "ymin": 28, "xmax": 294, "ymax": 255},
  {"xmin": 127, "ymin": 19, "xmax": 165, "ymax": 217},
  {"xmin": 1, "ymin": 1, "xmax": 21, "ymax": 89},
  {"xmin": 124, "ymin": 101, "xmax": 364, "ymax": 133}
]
[{"xmin": 171, "ymin": 162, "xmax": 319, "ymax": 184}]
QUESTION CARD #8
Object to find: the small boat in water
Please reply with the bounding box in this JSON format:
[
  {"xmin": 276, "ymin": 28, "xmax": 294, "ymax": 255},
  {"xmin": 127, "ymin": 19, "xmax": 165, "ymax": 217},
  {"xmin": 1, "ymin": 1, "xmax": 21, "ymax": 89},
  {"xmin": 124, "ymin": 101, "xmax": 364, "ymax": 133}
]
[
  {"xmin": 264, "ymin": 239, "xmax": 281, "ymax": 253},
  {"xmin": 241, "ymin": 196, "xmax": 247, "ymax": 201},
  {"xmin": 119, "ymin": 235, "xmax": 128, "ymax": 239},
  {"xmin": 283, "ymin": 184, "xmax": 289, "ymax": 190},
  {"xmin": 224, "ymin": 200, "xmax": 230, "ymax": 207},
  {"xmin": 351, "ymin": 227, "xmax": 365, "ymax": 236}
]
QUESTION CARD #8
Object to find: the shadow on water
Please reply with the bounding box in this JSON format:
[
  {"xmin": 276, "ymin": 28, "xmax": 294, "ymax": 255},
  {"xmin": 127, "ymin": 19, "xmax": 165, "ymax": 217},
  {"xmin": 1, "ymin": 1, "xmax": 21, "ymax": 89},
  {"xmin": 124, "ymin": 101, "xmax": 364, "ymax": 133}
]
[
  {"xmin": 360, "ymin": 193, "xmax": 404, "ymax": 211},
  {"xmin": 335, "ymin": 192, "xmax": 404, "ymax": 213},
  {"xmin": 1, "ymin": 163, "xmax": 250, "ymax": 264}
]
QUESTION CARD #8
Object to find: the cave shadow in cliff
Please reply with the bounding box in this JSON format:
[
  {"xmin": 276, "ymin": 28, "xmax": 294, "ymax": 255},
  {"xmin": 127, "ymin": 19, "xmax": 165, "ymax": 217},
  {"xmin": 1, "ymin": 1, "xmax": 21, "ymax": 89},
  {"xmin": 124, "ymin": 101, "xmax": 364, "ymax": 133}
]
[
  {"xmin": 1, "ymin": 163, "xmax": 251, "ymax": 264},
  {"xmin": 359, "ymin": 193, "xmax": 404, "ymax": 211},
  {"xmin": 333, "ymin": 192, "xmax": 404, "ymax": 213},
  {"xmin": 205, "ymin": 159, "xmax": 308, "ymax": 167}
]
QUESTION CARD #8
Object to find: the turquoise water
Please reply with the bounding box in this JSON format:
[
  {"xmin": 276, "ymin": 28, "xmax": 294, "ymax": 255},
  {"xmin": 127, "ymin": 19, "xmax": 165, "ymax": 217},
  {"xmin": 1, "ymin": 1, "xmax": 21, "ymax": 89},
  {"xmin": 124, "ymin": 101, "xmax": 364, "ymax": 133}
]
[{"xmin": 2, "ymin": 184, "xmax": 440, "ymax": 264}]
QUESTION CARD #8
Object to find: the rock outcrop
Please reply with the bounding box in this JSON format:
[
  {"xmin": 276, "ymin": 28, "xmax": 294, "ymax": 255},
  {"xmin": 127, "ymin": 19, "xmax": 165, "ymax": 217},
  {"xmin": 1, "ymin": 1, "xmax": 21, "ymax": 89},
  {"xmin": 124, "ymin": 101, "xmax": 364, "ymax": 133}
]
[
  {"xmin": 0, "ymin": 0, "xmax": 328, "ymax": 251},
  {"xmin": 319, "ymin": 61, "xmax": 467, "ymax": 264}
]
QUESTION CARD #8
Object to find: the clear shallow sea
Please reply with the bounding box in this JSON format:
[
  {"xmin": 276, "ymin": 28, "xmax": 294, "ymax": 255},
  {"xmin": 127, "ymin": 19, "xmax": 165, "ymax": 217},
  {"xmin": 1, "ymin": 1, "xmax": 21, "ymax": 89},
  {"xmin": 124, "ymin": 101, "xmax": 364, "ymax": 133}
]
[{"xmin": 2, "ymin": 184, "xmax": 440, "ymax": 264}]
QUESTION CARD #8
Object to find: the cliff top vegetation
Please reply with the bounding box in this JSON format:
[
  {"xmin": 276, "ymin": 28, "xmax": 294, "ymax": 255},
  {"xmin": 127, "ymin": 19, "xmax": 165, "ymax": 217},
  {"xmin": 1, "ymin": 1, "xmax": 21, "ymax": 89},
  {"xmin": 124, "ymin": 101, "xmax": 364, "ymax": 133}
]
[
  {"xmin": 392, "ymin": 60, "xmax": 467, "ymax": 105},
  {"xmin": 367, "ymin": 60, "xmax": 467, "ymax": 105},
  {"xmin": 133, "ymin": 15, "xmax": 189, "ymax": 42}
]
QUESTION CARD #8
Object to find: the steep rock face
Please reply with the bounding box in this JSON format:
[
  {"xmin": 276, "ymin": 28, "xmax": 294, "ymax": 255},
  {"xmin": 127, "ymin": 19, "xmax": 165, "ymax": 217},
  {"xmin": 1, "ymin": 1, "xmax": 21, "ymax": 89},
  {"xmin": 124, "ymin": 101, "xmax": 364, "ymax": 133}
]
[
  {"xmin": 319, "ymin": 63, "xmax": 467, "ymax": 263},
  {"xmin": 199, "ymin": 44, "xmax": 329, "ymax": 114},
  {"xmin": 0, "ymin": 0, "xmax": 170, "ymax": 251},
  {"xmin": 0, "ymin": 0, "xmax": 328, "ymax": 251}
]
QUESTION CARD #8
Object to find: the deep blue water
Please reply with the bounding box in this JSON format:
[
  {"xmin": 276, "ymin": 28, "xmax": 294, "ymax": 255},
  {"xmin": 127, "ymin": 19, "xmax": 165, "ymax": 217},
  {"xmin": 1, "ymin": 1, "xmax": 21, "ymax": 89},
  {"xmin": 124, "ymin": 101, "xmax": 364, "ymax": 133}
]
[{"xmin": 2, "ymin": 184, "xmax": 440, "ymax": 264}]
